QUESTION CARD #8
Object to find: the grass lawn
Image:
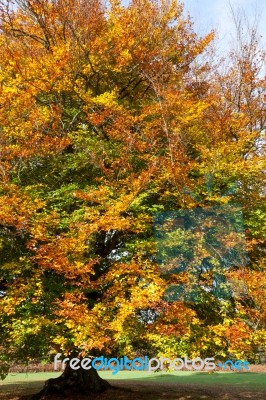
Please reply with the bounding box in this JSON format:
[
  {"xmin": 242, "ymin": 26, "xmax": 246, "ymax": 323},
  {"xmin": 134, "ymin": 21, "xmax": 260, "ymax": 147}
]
[
  {"xmin": 120, "ymin": 370, "xmax": 266, "ymax": 389},
  {"xmin": 2, "ymin": 370, "xmax": 266, "ymax": 389},
  {"xmin": 1, "ymin": 371, "xmax": 265, "ymax": 400}
]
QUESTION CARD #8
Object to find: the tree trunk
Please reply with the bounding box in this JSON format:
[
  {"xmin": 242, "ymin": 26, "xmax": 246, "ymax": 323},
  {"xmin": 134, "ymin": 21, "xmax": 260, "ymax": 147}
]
[{"xmin": 31, "ymin": 362, "xmax": 111, "ymax": 399}]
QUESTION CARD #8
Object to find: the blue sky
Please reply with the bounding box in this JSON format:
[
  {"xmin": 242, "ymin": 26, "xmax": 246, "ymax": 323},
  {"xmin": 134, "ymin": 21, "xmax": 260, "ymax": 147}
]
[{"xmin": 183, "ymin": 0, "xmax": 266, "ymax": 50}]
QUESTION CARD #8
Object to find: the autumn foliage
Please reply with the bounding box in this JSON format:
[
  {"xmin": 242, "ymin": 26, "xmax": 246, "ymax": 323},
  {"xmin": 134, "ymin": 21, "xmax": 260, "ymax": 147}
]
[{"xmin": 0, "ymin": 0, "xmax": 265, "ymax": 377}]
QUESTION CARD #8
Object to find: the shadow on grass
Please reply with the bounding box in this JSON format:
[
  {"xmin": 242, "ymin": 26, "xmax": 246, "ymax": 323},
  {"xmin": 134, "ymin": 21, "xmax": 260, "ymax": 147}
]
[{"xmin": 0, "ymin": 381, "xmax": 45, "ymax": 399}]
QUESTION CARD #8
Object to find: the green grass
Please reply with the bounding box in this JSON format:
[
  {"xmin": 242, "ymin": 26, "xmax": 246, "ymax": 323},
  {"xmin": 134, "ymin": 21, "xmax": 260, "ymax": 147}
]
[
  {"xmin": 1, "ymin": 371, "xmax": 266, "ymax": 390},
  {"xmin": 1, "ymin": 372, "xmax": 60, "ymax": 384},
  {"xmin": 103, "ymin": 370, "xmax": 266, "ymax": 389}
]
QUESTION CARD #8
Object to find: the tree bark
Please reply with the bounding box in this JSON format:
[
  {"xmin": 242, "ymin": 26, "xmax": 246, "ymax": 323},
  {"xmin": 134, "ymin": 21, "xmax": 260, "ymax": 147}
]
[{"xmin": 31, "ymin": 362, "xmax": 111, "ymax": 399}]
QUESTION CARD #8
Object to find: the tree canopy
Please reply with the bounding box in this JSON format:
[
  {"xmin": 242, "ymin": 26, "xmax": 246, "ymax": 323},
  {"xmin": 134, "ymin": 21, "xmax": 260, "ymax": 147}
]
[{"xmin": 0, "ymin": 0, "xmax": 265, "ymax": 382}]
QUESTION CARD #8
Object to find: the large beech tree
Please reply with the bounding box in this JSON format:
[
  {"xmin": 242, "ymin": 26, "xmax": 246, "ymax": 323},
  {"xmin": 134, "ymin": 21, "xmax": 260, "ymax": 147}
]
[{"xmin": 0, "ymin": 0, "xmax": 265, "ymax": 396}]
